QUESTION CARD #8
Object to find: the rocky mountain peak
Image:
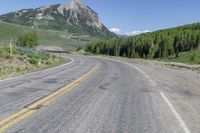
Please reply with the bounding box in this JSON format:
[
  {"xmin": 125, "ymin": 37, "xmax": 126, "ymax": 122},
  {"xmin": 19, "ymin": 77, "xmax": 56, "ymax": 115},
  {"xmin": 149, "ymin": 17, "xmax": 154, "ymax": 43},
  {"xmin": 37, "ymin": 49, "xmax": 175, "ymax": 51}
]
[
  {"xmin": 56, "ymin": 0, "xmax": 102, "ymax": 29},
  {"xmin": 68, "ymin": 0, "xmax": 84, "ymax": 10},
  {"xmin": 57, "ymin": 0, "xmax": 84, "ymax": 13},
  {"xmin": 0, "ymin": 0, "xmax": 117, "ymax": 38},
  {"xmin": 70, "ymin": 0, "xmax": 82, "ymax": 5}
]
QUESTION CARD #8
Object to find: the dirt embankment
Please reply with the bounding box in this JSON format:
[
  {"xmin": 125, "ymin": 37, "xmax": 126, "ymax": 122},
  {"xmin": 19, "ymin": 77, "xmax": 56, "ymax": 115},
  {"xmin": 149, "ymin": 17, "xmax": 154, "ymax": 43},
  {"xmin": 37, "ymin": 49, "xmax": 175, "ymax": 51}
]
[
  {"xmin": 104, "ymin": 56, "xmax": 200, "ymax": 73},
  {"xmin": 132, "ymin": 59, "xmax": 200, "ymax": 72}
]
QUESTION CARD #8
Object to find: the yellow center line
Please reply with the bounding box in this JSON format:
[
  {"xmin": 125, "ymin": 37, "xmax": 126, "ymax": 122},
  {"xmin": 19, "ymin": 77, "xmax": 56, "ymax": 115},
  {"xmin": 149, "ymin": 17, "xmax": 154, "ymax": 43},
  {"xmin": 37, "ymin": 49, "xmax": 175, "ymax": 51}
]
[{"xmin": 0, "ymin": 63, "xmax": 100, "ymax": 133}]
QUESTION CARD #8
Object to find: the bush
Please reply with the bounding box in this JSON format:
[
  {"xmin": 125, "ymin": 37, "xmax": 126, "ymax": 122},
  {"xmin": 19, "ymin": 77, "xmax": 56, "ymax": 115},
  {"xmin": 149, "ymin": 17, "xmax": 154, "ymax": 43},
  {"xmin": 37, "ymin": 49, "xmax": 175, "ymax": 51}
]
[
  {"xmin": 190, "ymin": 53, "xmax": 195, "ymax": 61},
  {"xmin": 0, "ymin": 47, "xmax": 12, "ymax": 59},
  {"xmin": 76, "ymin": 46, "xmax": 82, "ymax": 51},
  {"xmin": 17, "ymin": 31, "xmax": 39, "ymax": 48},
  {"xmin": 28, "ymin": 58, "xmax": 38, "ymax": 65},
  {"xmin": 40, "ymin": 53, "xmax": 50, "ymax": 60}
]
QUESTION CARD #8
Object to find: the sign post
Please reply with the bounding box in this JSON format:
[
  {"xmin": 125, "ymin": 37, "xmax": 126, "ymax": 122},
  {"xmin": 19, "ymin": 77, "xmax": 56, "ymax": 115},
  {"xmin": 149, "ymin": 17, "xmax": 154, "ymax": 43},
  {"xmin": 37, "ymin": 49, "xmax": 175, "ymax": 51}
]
[{"xmin": 9, "ymin": 38, "xmax": 13, "ymax": 56}]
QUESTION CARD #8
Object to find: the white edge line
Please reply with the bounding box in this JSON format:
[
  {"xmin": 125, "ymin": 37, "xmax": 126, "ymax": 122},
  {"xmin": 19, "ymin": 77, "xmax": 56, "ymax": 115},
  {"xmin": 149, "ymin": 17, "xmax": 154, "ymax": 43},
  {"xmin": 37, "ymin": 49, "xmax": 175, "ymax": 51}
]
[
  {"xmin": 89, "ymin": 56, "xmax": 157, "ymax": 86},
  {"xmin": 125, "ymin": 58, "xmax": 191, "ymax": 133},
  {"xmin": 0, "ymin": 57, "xmax": 74, "ymax": 82},
  {"xmin": 125, "ymin": 63, "xmax": 156, "ymax": 86},
  {"xmin": 160, "ymin": 92, "xmax": 190, "ymax": 133},
  {"xmin": 89, "ymin": 56, "xmax": 190, "ymax": 133}
]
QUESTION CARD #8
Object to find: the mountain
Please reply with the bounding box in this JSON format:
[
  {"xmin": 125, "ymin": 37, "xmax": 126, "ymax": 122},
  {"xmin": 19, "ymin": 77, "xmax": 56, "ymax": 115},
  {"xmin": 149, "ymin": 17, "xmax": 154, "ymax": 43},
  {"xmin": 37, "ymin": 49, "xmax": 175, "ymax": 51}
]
[{"xmin": 0, "ymin": 0, "xmax": 116, "ymax": 38}]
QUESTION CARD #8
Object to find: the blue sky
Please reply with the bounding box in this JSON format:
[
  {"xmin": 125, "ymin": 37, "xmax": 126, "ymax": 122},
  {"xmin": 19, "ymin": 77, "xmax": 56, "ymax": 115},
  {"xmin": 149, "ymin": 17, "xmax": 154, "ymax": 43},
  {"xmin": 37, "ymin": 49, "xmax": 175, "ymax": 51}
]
[{"xmin": 0, "ymin": 0, "xmax": 200, "ymax": 35}]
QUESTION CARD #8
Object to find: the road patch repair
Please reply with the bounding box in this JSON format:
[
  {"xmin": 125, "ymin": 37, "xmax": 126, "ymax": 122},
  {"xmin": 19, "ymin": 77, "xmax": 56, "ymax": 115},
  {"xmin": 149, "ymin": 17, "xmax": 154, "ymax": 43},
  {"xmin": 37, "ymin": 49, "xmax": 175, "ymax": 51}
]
[{"xmin": 0, "ymin": 63, "xmax": 100, "ymax": 132}]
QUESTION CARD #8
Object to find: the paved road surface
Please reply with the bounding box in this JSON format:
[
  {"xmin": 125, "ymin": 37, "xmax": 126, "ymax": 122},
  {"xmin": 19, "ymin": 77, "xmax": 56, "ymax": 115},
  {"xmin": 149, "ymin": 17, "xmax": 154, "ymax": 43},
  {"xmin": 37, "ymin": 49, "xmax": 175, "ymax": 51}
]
[{"xmin": 0, "ymin": 55, "xmax": 200, "ymax": 133}]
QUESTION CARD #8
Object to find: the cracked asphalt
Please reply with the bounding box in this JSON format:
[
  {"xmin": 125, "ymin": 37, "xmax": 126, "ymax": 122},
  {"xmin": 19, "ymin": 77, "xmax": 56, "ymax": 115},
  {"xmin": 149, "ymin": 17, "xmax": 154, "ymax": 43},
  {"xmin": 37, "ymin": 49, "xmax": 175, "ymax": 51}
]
[{"xmin": 0, "ymin": 55, "xmax": 200, "ymax": 133}]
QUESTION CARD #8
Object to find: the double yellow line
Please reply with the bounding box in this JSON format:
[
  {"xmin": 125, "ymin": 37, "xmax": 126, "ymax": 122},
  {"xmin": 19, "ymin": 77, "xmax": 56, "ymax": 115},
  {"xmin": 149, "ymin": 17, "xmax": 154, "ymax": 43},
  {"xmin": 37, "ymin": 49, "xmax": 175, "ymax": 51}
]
[{"xmin": 0, "ymin": 63, "xmax": 100, "ymax": 132}]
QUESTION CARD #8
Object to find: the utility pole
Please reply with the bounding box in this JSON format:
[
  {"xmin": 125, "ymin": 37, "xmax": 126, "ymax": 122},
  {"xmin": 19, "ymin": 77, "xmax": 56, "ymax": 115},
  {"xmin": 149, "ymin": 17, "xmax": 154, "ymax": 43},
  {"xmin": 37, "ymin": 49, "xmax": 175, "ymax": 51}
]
[{"xmin": 9, "ymin": 38, "xmax": 13, "ymax": 56}]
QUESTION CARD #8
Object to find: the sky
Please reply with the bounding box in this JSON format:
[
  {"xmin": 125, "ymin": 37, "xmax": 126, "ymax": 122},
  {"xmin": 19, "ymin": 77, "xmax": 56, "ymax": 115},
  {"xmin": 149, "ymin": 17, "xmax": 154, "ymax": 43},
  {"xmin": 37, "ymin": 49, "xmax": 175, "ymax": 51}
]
[{"xmin": 0, "ymin": 0, "xmax": 200, "ymax": 35}]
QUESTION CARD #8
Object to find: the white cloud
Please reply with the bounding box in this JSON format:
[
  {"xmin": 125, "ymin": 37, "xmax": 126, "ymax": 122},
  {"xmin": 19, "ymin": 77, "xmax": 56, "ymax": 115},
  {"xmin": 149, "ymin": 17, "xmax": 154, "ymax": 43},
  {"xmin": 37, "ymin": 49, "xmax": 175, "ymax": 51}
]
[
  {"xmin": 109, "ymin": 28, "xmax": 121, "ymax": 34},
  {"xmin": 109, "ymin": 28, "xmax": 151, "ymax": 36},
  {"xmin": 126, "ymin": 30, "xmax": 151, "ymax": 36}
]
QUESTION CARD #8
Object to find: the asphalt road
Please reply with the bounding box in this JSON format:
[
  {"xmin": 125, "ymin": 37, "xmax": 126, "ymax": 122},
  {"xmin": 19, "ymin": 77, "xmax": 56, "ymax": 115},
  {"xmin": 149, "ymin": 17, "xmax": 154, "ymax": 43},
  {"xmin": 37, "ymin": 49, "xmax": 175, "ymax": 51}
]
[{"xmin": 0, "ymin": 55, "xmax": 200, "ymax": 133}]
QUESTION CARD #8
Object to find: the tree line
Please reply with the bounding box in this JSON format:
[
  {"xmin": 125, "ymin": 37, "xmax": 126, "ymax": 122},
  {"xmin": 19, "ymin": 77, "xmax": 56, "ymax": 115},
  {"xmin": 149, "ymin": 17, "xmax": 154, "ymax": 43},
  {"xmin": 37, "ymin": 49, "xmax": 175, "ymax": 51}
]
[{"xmin": 86, "ymin": 23, "xmax": 200, "ymax": 58}]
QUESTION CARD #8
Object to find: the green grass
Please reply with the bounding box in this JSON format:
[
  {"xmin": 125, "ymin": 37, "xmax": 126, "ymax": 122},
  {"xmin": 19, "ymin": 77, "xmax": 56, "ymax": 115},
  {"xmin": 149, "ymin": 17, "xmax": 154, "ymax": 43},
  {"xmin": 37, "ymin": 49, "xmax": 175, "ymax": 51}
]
[
  {"xmin": 84, "ymin": 49, "xmax": 200, "ymax": 65},
  {"xmin": 0, "ymin": 46, "xmax": 67, "ymax": 79},
  {"xmin": 0, "ymin": 21, "xmax": 88, "ymax": 51},
  {"xmin": 158, "ymin": 49, "xmax": 200, "ymax": 64}
]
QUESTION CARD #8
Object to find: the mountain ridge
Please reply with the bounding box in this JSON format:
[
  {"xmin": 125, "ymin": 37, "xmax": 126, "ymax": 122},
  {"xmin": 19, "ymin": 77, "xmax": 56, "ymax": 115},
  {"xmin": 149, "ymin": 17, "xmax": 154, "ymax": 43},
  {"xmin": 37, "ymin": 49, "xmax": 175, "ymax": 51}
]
[{"xmin": 0, "ymin": 0, "xmax": 116, "ymax": 38}]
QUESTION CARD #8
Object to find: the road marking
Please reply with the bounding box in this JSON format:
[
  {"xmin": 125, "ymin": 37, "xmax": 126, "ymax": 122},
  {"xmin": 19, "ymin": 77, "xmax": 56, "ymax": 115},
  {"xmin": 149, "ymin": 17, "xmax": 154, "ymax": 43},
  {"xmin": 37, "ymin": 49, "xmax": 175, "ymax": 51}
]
[
  {"xmin": 91, "ymin": 56, "xmax": 157, "ymax": 86},
  {"xmin": 126, "ymin": 63, "xmax": 156, "ymax": 86},
  {"xmin": 93, "ymin": 56, "xmax": 190, "ymax": 133},
  {"xmin": 0, "ymin": 63, "xmax": 100, "ymax": 133},
  {"xmin": 160, "ymin": 92, "xmax": 191, "ymax": 133},
  {"xmin": 127, "ymin": 61, "xmax": 190, "ymax": 133},
  {"xmin": 128, "ymin": 61, "xmax": 191, "ymax": 133}
]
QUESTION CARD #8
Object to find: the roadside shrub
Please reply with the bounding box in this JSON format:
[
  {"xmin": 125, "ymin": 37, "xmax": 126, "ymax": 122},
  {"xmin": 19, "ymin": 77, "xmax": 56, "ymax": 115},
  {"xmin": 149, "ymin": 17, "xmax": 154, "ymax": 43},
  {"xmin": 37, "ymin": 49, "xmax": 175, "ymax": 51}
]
[
  {"xmin": 0, "ymin": 47, "xmax": 11, "ymax": 59},
  {"xmin": 29, "ymin": 58, "xmax": 38, "ymax": 65},
  {"xmin": 190, "ymin": 53, "xmax": 195, "ymax": 61},
  {"xmin": 45, "ymin": 61, "xmax": 52, "ymax": 65},
  {"xmin": 76, "ymin": 46, "xmax": 82, "ymax": 51},
  {"xmin": 17, "ymin": 31, "xmax": 39, "ymax": 48},
  {"xmin": 0, "ymin": 48, "xmax": 4, "ymax": 58},
  {"xmin": 6, "ymin": 55, "xmax": 12, "ymax": 59},
  {"xmin": 83, "ymin": 52, "xmax": 91, "ymax": 55},
  {"xmin": 16, "ymin": 68, "xmax": 21, "ymax": 72},
  {"xmin": 40, "ymin": 53, "xmax": 49, "ymax": 60}
]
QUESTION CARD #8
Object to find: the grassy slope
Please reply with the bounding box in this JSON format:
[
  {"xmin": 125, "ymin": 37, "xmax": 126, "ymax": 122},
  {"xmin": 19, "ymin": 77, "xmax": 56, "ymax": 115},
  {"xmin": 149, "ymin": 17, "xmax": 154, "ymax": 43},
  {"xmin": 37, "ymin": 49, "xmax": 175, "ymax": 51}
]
[
  {"xmin": 0, "ymin": 21, "xmax": 87, "ymax": 51},
  {"xmin": 0, "ymin": 46, "xmax": 67, "ymax": 79},
  {"xmin": 158, "ymin": 49, "xmax": 200, "ymax": 65},
  {"xmin": 83, "ymin": 49, "xmax": 200, "ymax": 65}
]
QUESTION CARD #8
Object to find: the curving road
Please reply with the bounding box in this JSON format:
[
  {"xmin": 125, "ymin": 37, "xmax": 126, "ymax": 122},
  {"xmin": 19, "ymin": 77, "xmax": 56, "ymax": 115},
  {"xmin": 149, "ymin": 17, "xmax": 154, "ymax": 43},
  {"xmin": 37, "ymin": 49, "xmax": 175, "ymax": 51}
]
[{"xmin": 0, "ymin": 55, "xmax": 200, "ymax": 133}]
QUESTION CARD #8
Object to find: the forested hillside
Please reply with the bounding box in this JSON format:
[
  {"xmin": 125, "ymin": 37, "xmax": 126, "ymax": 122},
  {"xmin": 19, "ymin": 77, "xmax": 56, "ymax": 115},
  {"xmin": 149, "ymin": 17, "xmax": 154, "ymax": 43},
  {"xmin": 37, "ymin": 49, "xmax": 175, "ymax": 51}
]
[{"xmin": 86, "ymin": 23, "xmax": 200, "ymax": 59}]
